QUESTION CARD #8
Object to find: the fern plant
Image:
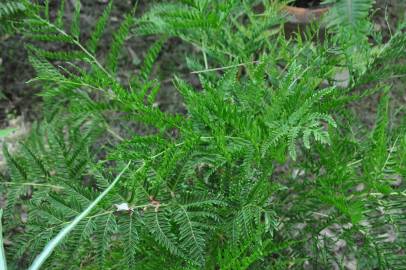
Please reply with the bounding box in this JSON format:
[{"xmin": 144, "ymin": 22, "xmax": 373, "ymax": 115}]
[
  {"xmin": 323, "ymin": 0, "xmax": 375, "ymax": 28},
  {"xmin": 0, "ymin": 0, "xmax": 29, "ymax": 33},
  {"xmin": 1, "ymin": 0, "xmax": 406, "ymax": 269}
]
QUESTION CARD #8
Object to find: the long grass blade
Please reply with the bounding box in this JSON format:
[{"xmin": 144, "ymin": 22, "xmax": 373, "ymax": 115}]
[
  {"xmin": 28, "ymin": 161, "xmax": 131, "ymax": 270},
  {"xmin": 0, "ymin": 209, "xmax": 7, "ymax": 270},
  {"xmin": 0, "ymin": 128, "xmax": 16, "ymax": 138}
]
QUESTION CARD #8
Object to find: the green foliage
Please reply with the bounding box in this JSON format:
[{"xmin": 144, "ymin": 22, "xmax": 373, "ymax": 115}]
[
  {"xmin": 0, "ymin": 0, "xmax": 30, "ymax": 33},
  {"xmin": 0, "ymin": 128, "xmax": 16, "ymax": 138},
  {"xmin": 0, "ymin": 0, "xmax": 25, "ymax": 19},
  {"xmin": 1, "ymin": 1, "xmax": 406, "ymax": 269},
  {"xmin": 0, "ymin": 209, "xmax": 7, "ymax": 270},
  {"xmin": 323, "ymin": 0, "xmax": 375, "ymax": 29}
]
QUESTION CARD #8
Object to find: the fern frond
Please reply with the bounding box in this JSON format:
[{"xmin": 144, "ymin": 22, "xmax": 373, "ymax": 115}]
[
  {"xmin": 217, "ymin": 230, "xmax": 271, "ymax": 270},
  {"xmin": 323, "ymin": 0, "xmax": 375, "ymax": 28},
  {"xmin": 106, "ymin": 14, "xmax": 134, "ymax": 74},
  {"xmin": 363, "ymin": 193, "xmax": 406, "ymax": 269},
  {"xmin": 144, "ymin": 209, "xmax": 182, "ymax": 257},
  {"xmin": 87, "ymin": 0, "xmax": 112, "ymax": 54},
  {"xmin": 70, "ymin": 0, "xmax": 81, "ymax": 40},
  {"xmin": 139, "ymin": 38, "xmax": 167, "ymax": 82},
  {"xmin": 0, "ymin": 1, "xmax": 25, "ymax": 17},
  {"xmin": 174, "ymin": 205, "xmax": 206, "ymax": 265},
  {"xmin": 95, "ymin": 212, "xmax": 117, "ymax": 265},
  {"xmin": 117, "ymin": 214, "xmax": 140, "ymax": 268}
]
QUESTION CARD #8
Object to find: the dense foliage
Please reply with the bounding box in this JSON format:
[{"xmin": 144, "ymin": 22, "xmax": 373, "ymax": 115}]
[{"xmin": 1, "ymin": 0, "xmax": 406, "ymax": 269}]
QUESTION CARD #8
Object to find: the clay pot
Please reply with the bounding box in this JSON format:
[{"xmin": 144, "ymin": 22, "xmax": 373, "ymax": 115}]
[
  {"xmin": 252, "ymin": 3, "xmax": 332, "ymax": 39},
  {"xmin": 253, "ymin": 3, "xmax": 331, "ymax": 24},
  {"xmin": 284, "ymin": 5, "xmax": 330, "ymax": 24},
  {"xmin": 282, "ymin": 4, "xmax": 332, "ymax": 41}
]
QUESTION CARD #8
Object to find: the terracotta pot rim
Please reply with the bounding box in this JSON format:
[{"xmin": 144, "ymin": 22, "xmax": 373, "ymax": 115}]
[
  {"xmin": 284, "ymin": 5, "xmax": 331, "ymax": 12},
  {"xmin": 283, "ymin": 5, "xmax": 332, "ymax": 24}
]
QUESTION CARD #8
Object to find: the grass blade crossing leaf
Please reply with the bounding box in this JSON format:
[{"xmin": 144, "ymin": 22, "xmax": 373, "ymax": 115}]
[
  {"xmin": 0, "ymin": 128, "xmax": 16, "ymax": 138},
  {"xmin": 27, "ymin": 161, "xmax": 131, "ymax": 270},
  {"xmin": 0, "ymin": 209, "xmax": 7, "ymax": 270}
]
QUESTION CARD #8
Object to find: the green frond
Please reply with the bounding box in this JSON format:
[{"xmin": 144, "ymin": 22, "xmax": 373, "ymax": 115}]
[
  {"xmin": 363, "ymin": 91, "xmax": 395, "ymax": 193},
  {"xmin": 70, "ymin": 0, "xmax": 81, "ymax": 40},
  {"xmin": 95, "ymin": 212, "xmax": 117, "ymax": 265},
  {"xmin": 55, "ymin": 0, "xmax": 65, "ymax": 28},
  {"xmin": 323, "ymin": 0, "xmax": 375, "ymax": 29},
  {"xmin": 287, "ymin": 126, "xmax": 301, "ymax": 161},
  {"xmin": 0, "ymin": 0, "xmax": 28, "ymax": 33},
  {"xmin": 0, "ymin": 0, "xmax": 26, "ymax": 20},
  {"xmin": 217, "ymin": 231, "xmax": 271, "ymax": 270},
  {"xmin": 117, "ymin": 214, "xmax": 140, "ymax": 268},
  {"xmin": 86, "ymin": 1, "xmax": 112, "ymax": 54},
  {"xmin": 174, "ymin": 205, "xmax": 206, "ymax": 265},
  {"xmin": 144, "ymin": 209, "xmax": 182, "ymax": 258},
  {"xmin": 363, "ymin": 193, "xmax": 406, "ymax": 269},
  {"xmin": 139, "ymin": 38, "xmax": 167, "ymax": 82},
  {"xmin": 2, "ymin": 1, "xmax": 406, "ymax": 269},
  {"xmin": 106, "ymin": 14, "xmax": 135, "ymax": 74}
]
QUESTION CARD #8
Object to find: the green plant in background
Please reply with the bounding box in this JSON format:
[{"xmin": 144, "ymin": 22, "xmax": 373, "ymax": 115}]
[
  {"xmin": 0, "ymin": 0, "xmax": 28, "ymax": 33},
  {"xmin": 1, "ymin": 0, "xmax": 406, "ymax": 269},
  {"xmin": 323, "ymin": 0, "xmax": 375, "ymax": 28},
  {"xmin": 0, "ymin": 128, "xmax": 16, "ymax": 138}
]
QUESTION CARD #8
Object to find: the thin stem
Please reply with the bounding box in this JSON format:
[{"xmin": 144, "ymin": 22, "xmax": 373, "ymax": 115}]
[
  {"xmin": 191, "ymin": 61, "xmax": 260, "ymax": 74},
  {"xmin": 149, "ymin": 142, "xmax": 186, "ymax": 160},
  {"xmin": 149, "ymin": 135, "xmax": 243, "ymax": 160},
  {"xmin": 28, "ymin": 161, "xmax": 132, "ymax": 270},
  {"xmin": 43, "ymin": 211, "xmax": 115, "ymax": 233},
  {"xmin": 0, "ymin": 210, "xmax": 7, "ymax": 270},
  {"xmin": 34, "ymin": 15, "xmax": 114, "ymax": 81},
  {"xmin": 380, "ymin": 135, "xmax": 400, "ymax": 174},
  {"xmin": 107, "ymin": 126, "xmax": 125, "ymax": 142},
  {"xmin": 0, "ymin": 182, "xmax": 64, "ymax": 189},
  {"xmin": 202, "ymin": 38, "xmax": 209, "ymax": 70}
]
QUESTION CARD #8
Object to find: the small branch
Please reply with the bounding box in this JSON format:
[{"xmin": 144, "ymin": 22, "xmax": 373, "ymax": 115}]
[
  {"xmin": 202, "ymin": 39, "xmax": 209, "ymax": 70},
  {"xmin": 33, "ymin": 15, "xmax": 115, "ymax": 82},
  {"xmin": 149, "ymin": 142, "xmax": 186, "ymax": 160},
  {"xmin": 0, "ymin": 182, "xmax": 64, "ymax": 189},
  {"xmin": 312, "ymin": 211, "xmax": 329, "ymax": 218},
  {"xmin": 106, "ymin": 126, "xmax": 125, "ymax": 142},
  {"xmin": 191, "ymin": 61, "xmax": 260, "ymax": 74}
]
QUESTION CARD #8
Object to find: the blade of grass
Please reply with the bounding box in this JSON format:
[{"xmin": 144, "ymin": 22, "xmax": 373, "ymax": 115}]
[
  {"xmin": 0, "ymin": 209, "xmax": 7, "ymax": 270},
  {"xmin": 0, "ymin": 128, "xmax": 16, "ymax": 138},
  {"xmin": 28, "ymin": 161, "xmax": 132, "ymax": 270}
]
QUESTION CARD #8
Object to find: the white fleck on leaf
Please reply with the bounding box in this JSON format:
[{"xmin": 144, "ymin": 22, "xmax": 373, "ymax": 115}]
[
  {"xmin": 334, "ymin": 68, "xmax": 350, "ymax": 88},
  {"xmin": 114, "ymin": 203, "xmax": 132, "ymax": 212}
]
